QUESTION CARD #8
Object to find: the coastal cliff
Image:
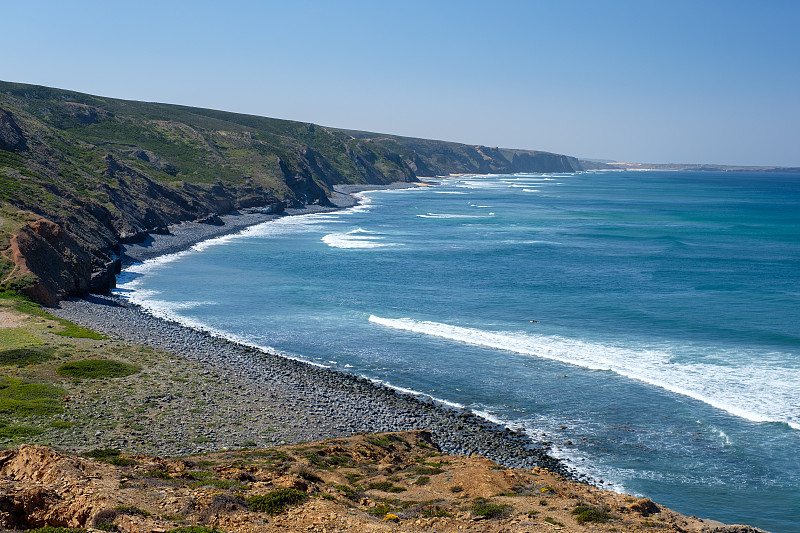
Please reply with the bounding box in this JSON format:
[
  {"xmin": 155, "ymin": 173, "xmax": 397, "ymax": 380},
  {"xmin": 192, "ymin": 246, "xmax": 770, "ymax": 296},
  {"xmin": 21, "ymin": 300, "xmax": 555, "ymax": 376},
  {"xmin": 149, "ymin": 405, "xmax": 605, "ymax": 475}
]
[
  {"xmin": 0, "ymin": 435, "xmax": 765, "ymax": 532},
  {"xmin": 0, "ymin": 81, "xmax": 582, "ymax": 304}
]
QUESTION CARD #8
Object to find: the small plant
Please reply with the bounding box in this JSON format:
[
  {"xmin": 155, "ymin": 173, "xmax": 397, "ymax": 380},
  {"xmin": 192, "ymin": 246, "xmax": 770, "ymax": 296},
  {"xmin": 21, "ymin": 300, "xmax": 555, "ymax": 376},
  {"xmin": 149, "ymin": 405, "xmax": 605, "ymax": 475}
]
[
  {"xmin": 344, "ymin": 472, "xmax": 364, "ymax": 484},
  {"xmin": 471, "ymin": 498, "xmax": 512, "ymax": 519},
  {"xmin": 422, "ymin": 505, "xmax": 452, "ymax": 518},
  {"xmin": 83, "ymin": 448, "xmax": 121, "ymax": 460},
  {"xmin": 383, "ymin": 513, "xmax": 400, "ymax": 522},
  {"xmin": 246, "ymin": 488, "xmax": 308, "ymax": 514},
  {"xmin": 335, "ymin": 484, "xmax": 356, "ymax": 499},
  {"xmin": 368, "ymin": 504, "xmax": 393, "ymax": 517},
  {"xmin": 115, "ymin": 505, "xmax": 151, "ymax": 517},
  {"xmin": 369, "ymin": 437, "xmax": 392, "ymax": 447},
  {"xmin": 572, "ymin": 505, "xmax": 612, "ymax": 524},
  {"xmin": 413, "ymin": 475, "xmax": 430, "ymax": 486},
  {"xmin": 108, "ymin": 456, "xmax": 138, "ymax": 466},
  {"xmin": 146, "ymin": 468, "xmax": 172, "ymax": 479},
  {"xmin": 296, "ymin": 468, "xmax": 323, "ymax": 483},
  {"xmin": 545, "ymin": 516, "xmax": 565, "ymax": 527},
  {"xmin": 367, "ymin": 480, "xmax": 393, "ymax": 491}
]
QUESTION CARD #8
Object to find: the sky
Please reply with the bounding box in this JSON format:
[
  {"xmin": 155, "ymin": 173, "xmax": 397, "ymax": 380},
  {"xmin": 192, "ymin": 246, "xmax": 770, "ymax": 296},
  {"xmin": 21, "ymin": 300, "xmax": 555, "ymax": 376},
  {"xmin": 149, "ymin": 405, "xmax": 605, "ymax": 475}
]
[{"xmin": 3, "ymin": 0, "xmax": 799, "ymax": 166}]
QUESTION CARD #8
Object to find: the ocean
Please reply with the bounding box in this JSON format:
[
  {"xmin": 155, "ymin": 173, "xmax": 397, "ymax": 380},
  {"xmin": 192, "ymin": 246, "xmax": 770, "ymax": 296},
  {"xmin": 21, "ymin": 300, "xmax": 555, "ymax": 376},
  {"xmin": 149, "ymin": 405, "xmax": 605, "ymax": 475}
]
[{"xmin": 116, "ymin": 170, "xmax": 800, "ymax": 532}]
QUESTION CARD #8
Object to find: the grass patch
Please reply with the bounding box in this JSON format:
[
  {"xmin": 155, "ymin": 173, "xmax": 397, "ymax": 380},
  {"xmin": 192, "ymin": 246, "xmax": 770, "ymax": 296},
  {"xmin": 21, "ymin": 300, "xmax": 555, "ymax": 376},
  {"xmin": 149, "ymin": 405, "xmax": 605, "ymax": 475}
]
[
  {"xmin": 0, "ymin": 376, "xmax": 64, "ymax": 416},
  {"xmin": 0, "ymin": 327, "xmax": 42, "ymax": 349},
  {"xmin": 0, "ymin": 346, "xmax": 56, "ymax": 366},
  {"xmin": 246, "ymin": 488, "xmax": 308, "ymax": 514},
  {"xmin": 2, "ymin": 294, "xmax": 105, "ymax": 339},
  {"xmin": 413, "ymin": 475, "xmax": 430, "ymax": 486},
  {"xmin": 57, "ymin": 359, "xmax": 140, "ymax": 379},
  {"xmin": 53, "ymin": 321, "xmax": 106, "ymax": 340},
  {"xmin": 0, "ymin": 423, "xmax": 44, "ymax": 438}
]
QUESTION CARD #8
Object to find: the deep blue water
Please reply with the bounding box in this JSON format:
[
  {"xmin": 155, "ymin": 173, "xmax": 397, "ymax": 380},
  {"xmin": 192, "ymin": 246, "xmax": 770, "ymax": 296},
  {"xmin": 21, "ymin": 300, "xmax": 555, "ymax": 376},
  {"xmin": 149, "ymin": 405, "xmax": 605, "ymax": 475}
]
[{"xmin": 117, "ymin": 171, "xmax": 800, "ymax": 532}]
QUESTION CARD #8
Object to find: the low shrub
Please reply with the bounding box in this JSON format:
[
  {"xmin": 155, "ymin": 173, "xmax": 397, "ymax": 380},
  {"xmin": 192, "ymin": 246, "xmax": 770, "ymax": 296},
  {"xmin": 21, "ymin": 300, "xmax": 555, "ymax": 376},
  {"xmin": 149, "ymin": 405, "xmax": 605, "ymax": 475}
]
[
  {"xmin": 572, "ymin": 505, "xmax": 612, "ymax": 524},
  {"xmin": 246, "ymin": 488, "xmax": 308, "ymax": 514},
  {"xmin": 471, "ymin": 498, "xmax": 512, "ymax": 519}
]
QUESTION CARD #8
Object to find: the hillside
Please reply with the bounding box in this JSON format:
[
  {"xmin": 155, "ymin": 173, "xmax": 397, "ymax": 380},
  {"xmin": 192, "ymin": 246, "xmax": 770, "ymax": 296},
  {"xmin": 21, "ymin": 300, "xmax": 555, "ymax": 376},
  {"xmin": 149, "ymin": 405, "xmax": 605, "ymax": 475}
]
[
  {"xmin": 0, "ymin": 81, "xmax": 582, "ymax": 305},
  {"xmin": 0, "ymin": 435, "xmax": 764, "ymax": 533}
]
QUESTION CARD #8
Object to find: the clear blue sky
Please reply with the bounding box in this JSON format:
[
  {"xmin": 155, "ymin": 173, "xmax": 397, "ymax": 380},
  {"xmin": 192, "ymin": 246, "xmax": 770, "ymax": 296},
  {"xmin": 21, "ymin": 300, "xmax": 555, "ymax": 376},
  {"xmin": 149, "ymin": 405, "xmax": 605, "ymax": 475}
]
[{"xmin": 3, "ymin": 1, "xmax": 798, "ymax": 166}]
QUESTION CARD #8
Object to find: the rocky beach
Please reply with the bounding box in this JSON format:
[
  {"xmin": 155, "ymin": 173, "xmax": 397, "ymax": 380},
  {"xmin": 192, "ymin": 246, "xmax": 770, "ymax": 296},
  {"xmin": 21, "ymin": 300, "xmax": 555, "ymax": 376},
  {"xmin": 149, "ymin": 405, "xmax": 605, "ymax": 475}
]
[{"xmin": 48, "ymin": 185, "xmax": 573, "ymax": 477}]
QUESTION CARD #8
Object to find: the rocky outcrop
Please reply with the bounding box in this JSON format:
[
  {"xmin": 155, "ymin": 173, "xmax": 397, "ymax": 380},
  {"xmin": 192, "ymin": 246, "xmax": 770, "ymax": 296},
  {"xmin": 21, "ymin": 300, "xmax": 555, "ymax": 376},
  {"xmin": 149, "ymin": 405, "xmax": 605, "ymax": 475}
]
[
  {"xmin": 0, "ymin": 108, "xmax": 26, "ymax": 151},
  {"xmin": 0, "ymin": 444, "xmax": 119, "ymax": 529},
  {"xmin": 9, "ymin": 219, "xmax": 94, "ymax": 306}
]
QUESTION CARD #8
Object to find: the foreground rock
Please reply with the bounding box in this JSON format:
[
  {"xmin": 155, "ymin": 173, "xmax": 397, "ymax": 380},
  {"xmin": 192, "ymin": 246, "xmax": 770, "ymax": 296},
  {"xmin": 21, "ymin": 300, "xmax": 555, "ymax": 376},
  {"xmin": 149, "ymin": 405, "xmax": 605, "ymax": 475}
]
[{"xmin": 0, "ymin": 432, "xmax": 766, "ymax": 533}]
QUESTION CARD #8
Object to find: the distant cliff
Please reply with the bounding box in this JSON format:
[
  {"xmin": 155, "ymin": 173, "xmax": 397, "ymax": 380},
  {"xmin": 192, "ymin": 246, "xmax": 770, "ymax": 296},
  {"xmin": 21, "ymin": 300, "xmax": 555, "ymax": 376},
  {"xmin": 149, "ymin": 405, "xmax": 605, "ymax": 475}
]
[{"xmin": 0, "ymin": 81, "xmax": 582, "ymax": 304}]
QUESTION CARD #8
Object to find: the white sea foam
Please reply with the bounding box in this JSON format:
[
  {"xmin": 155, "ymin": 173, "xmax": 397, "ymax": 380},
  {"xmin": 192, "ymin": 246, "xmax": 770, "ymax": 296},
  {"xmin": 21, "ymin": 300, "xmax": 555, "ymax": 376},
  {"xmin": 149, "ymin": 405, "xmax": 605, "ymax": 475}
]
[
  {"xmin": 321, "ymin": 228, "xmax": 401, "ymax": 249},
  {"xmin": 369, "ymin": 378, "xmax": 465, "ymax": 410},
  {"xmin": 368, "ymin": 315, "xmax": 800, "ymax": 430},
  {"xmin": 416, "ymin": 213, "xmax": 494, "ymax": 219}
]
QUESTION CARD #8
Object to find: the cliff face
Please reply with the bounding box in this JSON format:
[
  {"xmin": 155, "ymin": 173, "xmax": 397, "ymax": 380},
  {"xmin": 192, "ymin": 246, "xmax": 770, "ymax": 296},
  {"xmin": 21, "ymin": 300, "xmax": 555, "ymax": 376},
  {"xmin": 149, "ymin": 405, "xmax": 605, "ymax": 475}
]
[{"xmin": 0, "ymin": 81, "xmax": 583, "ymax": 304}]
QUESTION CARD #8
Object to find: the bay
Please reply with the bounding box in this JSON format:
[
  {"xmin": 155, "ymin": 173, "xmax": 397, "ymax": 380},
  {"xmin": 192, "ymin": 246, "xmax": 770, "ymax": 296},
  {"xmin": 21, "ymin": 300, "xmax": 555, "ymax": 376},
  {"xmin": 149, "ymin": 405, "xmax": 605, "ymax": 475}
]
[{"xmin": 117, "ymin": 170, "xmax": 800, "ymax": 532}]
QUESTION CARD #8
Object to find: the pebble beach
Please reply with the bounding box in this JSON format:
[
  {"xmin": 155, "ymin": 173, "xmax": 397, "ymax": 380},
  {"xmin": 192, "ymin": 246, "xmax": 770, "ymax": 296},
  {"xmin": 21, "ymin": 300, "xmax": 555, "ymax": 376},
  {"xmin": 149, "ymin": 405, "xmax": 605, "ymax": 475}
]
[{"xmin": 50, "ymin": 187, "xmax": 576, "ymax": 480}]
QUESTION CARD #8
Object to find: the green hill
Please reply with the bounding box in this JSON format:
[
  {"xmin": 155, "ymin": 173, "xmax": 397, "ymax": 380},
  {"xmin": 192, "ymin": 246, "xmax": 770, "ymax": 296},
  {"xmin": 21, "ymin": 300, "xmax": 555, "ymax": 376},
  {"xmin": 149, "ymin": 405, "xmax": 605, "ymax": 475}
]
[{"xmin": 0, "ymin": 80, "xmax": 582, "ymax": 304}]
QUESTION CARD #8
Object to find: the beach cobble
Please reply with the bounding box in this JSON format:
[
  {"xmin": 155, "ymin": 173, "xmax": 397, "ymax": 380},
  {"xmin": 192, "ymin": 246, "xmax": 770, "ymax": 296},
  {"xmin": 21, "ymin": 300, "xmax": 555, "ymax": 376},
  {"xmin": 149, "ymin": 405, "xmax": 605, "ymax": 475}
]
[{"xmin": 52, "ymin": 293, "xmax": 574, "ymax": 478}]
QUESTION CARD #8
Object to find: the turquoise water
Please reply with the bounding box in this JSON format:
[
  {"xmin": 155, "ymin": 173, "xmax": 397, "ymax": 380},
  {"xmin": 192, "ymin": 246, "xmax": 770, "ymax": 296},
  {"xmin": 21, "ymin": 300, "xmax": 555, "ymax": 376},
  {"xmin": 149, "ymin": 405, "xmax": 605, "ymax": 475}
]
[{"xmin": 117, "ymin": 171, "xmax": 800, "ymax": 532}]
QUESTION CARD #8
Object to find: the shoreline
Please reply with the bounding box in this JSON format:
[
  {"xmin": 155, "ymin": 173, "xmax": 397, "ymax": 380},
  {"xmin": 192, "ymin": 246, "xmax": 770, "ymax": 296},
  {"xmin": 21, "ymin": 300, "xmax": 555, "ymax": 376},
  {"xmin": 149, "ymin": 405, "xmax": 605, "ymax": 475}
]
[{"xmin": 52, "ymin": 181, "xmax": 577, "ymax": 477}]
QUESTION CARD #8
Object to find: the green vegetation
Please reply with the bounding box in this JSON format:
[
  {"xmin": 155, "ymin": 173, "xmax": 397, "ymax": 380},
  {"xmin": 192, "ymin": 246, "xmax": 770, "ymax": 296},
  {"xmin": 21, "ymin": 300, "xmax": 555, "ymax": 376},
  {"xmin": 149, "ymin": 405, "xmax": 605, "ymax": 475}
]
[
  {"xmin": 572, "ymin": 504, "xmax": 613, "ymax": 524},
  {"xmin": 83, "ymin": 448, "xmax": 121, "ymax": 460},
  {"xmin": 0, "ymin": 345, "xmax": 55, "ymax": 365},
  {"xmin": 0, "ymin": 376, "xmax": 64, "ymax": 416},
  {"xmin": 334, "ymin": 484, "xmax": 357, "ymax": 499},
  {"xmin": 53, "ymin": 321, "xmax": 106, "ymax": 340},
  {"xmin": 57, "ymin": 359, "xmax": 140, "ymax": 379},
  {"xmin": 471, "ymin": 498, "xmax": 513, "ymax": 519},
  {"xmin": 246, "ymin": 488, "xmax": 309, "ymax": 514}
]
